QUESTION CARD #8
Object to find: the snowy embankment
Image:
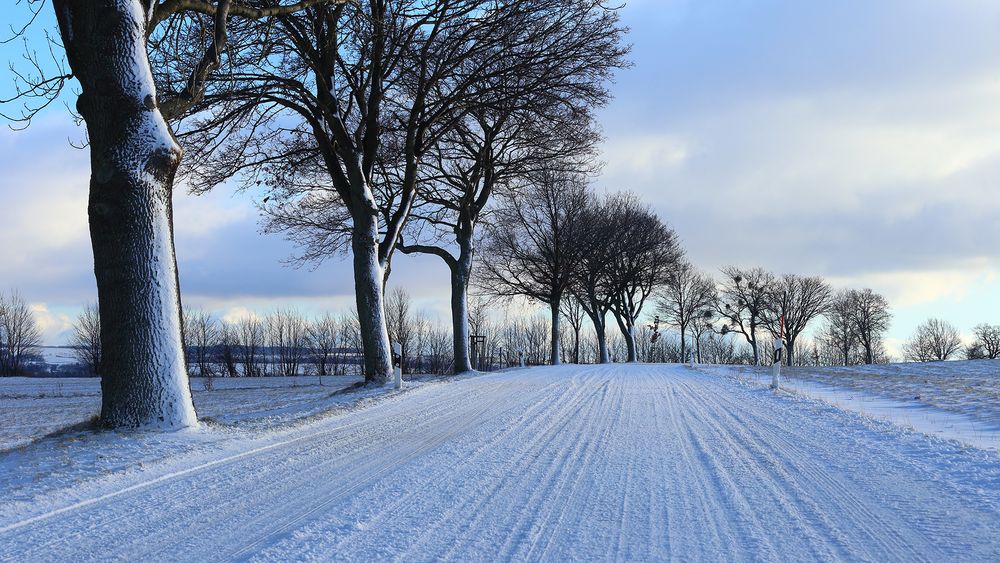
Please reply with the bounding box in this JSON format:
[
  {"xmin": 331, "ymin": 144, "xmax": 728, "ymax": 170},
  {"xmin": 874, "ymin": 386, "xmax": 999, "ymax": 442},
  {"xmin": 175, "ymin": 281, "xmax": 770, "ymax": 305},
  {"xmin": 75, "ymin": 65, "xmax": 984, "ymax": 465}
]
[
  {"xmin": 720, "ymin": 360, "xmax": 1000, "ymax": 451},
  {"xmin": 2, "ymin": 364, "xmax": 999, "ymax": 561}
]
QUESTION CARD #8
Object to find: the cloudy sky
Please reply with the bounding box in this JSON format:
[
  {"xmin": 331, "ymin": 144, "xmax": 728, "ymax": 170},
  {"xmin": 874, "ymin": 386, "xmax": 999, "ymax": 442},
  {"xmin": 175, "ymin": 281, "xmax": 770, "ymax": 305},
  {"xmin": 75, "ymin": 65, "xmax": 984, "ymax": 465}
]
[{"xmin": 2, "ymin": 0, "xmax": 999, "ymax": 354}]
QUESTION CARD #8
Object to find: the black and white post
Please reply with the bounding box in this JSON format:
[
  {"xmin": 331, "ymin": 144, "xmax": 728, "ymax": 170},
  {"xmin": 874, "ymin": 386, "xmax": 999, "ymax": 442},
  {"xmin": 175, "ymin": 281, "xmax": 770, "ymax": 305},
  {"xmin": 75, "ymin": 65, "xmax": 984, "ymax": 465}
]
[
  {"xmin": 392, "ymin": 342, "xmax": 402, "ymax": 390},
  {"xmin": 771, "ymin": 315, "xmax": 785, "ymax": 390}
]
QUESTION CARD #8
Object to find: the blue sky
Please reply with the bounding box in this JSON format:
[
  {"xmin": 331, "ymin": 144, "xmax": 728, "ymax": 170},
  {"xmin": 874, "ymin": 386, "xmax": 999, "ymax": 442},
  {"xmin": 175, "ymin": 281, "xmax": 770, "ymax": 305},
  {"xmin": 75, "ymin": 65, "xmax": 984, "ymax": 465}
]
[{"xmin": 2, "ymin": 1, "xmax": 999, "ymax": 354}]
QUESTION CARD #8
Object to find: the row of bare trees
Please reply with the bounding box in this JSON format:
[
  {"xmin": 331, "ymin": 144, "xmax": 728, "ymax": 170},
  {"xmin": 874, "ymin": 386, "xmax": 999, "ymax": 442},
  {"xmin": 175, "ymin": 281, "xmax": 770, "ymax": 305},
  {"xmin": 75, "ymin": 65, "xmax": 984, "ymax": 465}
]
[
  {"xmin": 902, "ymin": 320, "xmax": 1000, "ymax": 362},
  {"xmin": 475, "ymin": 172, "xmax": 685, "ymax": 365},
  {"xmin": 169, "ymin": 0, "xmax": 628, "ymax": 385},
  {"xmin": 655, "ymin": 265, "xmax": 894, "ymax": 367},
  {"xmin": 4, "ymin": 0, "xmax": 628, "ymax": 428}
]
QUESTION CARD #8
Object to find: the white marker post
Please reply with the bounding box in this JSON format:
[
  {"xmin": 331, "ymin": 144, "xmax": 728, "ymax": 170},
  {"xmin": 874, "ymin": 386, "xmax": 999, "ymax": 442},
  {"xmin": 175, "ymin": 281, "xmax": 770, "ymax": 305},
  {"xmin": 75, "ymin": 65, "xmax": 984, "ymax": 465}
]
[
  {"xmin": 771, "ymin": 314, "xmax": 785, "ymax": 390},
  {"xmin": 392, "ymin": 341, "xmax": 402, "ymax": 390},
  {"xmin": 771, "ymin": 337, "xmax": 783, "ymax": 390}
]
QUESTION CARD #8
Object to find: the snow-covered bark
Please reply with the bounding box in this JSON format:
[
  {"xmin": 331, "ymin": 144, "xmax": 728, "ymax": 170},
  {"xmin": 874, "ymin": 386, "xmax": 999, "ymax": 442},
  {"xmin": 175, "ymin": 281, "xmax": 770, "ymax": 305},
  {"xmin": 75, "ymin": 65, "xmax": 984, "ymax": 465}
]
[
  {"xmin": 54, "ymin": 0, "xmax": 197, "ymax": 429},
  {"xmin": 352, "ymin": 215, "xmax": 393, "ymax": 384},
  {"xmin": 450, "ymin": 246, "xmax": 474, "ymax": 374},
  {"xmin": 550, "ymin": 301, "xmax": 562, "ymax": 366},
  {"xmin": 596, "ymin": 321, "xmax": 610, "ymax": 364}
]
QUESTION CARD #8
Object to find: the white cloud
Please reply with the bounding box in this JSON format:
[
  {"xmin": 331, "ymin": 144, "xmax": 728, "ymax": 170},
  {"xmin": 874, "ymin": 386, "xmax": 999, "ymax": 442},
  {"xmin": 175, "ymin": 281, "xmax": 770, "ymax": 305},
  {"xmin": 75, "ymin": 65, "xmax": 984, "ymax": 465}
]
[
  {"xmin": 601, "ymin": 134, "xmax": 691, "ymax": 180},
  {"xmin": 29, "ymin": 302, "xmax": 74, "ymax": 344}
]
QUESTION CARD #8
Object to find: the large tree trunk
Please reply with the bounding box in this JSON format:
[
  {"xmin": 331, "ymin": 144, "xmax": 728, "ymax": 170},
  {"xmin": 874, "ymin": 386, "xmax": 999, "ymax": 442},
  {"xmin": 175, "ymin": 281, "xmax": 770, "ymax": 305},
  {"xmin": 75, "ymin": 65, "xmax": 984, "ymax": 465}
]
[
  {"xmin": 352, "ymin": 216, "xmax": 393, "ymax": 384},
  {"xmin": 572, "ymin": 326, "xmax": 581, "ymax": 364},
  {"xmin": 614, "ymin": 314, "xmax": 638, "ymax": 363},
  {"xmin": 55, "ymin": 0, "xmax": 197, "ymax": 429},
  {"xmin": 549, "ymin": 300, "xmax": 562, "ymax": 366},
  {"xmin": 450, "ymin": 251, "xmax": 473, "ymax": 374},
  {"xmin": 625, "ymin": 325, "xmax": 638, "ymax": 362},
  {"xmin": 587, "ymin": 310, "xmax": 610, "ymax": 364},
  {"xmin": 749, "ymin": 327, "xmax": 760, "ymax": 366},
  {"xmin": 679, "ymin": 324, "xmax": 687, "ymax": 363}
]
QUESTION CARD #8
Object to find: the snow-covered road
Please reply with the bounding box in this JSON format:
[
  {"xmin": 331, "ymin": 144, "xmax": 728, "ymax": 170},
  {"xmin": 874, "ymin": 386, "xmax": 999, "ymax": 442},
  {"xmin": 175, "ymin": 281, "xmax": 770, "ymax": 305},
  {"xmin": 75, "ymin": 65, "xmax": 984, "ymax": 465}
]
[{"xmin": 2, "ymin": 364, "xmax": 998, "ymax": 561}]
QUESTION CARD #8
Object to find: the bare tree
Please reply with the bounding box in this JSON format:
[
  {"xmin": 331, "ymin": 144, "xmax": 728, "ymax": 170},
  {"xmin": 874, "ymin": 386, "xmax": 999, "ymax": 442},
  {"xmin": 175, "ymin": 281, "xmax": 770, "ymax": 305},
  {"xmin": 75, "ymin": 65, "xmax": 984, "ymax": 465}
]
[
  {"xmin": 421, "ymin": 323, "xmax": 454, "ymax": 375},
  {"xmin": 397, "ymin": 2, "xmax": 625, "ymax": 373},
  {"xmin": 477, "ymin": 169, "xmax": 590, "ymax": 365},
  {"xmin": 267, "ymin": 309, "xmax": 308, "ymax": 376},
  {"xmin": 822, "ymin": 290, "xmax": 859, "ymax": 366},
  {"xmin": 848, "ymin": 288, "xmax": 892, "ymax": 365},
  {"xmin": 218, "ymin": 322, "xmax": 240, "ymax": 378},
  {"xmin": 760, "ymin": 274, "xmax": 833, "ymax": 366},
  {"xmin": 308, "ymin": 313, "xmax": 341, "ymax": 377},
  {"xmin": 601, "ymin": 194, "xmax": 683, "ymax": 363},
  {"xmin": 560, "ymin": 295, "xmax": 588, "ymax": 364},
  {"xmin": 161, "ymin": 1, "xmax": 601, "ymax": 383},
  {"xmin": 569, "ymin": 195, "xmax": 619, "ymax": 364},
  {"xmin": 700, "ymin": 332, "xmax": 743, "ymax": 365},
  {"xmin": 70, "ymin": 303, "xmax": 103, "ymax": 377},
  {"xmin": 716, "ymin": 267, "xmax": 775, "ymax": 366},
  {"xmin": 386, "ymin": 287, "xmax": 421, "ymax": 372},
  {"xmin": 903, "ymin": 318, "xmax": 962, "ymax": 362},
  {"xmin": 969, "ymin": 323, "xmax": 1000, "ymax": 360},
  {"xmin": 184, "ymin": 309, "xmax": 220, "ymax": 378},
  {"xmin": 0, "ymin": 290, "xmax": 43, "ymax": 376},
  {"xmin": 658, "ymin": 262, "xmax": 715, "ymax": 363},
  {"xmin": 4, "ymin": 0, "xmax": 342, "ymax": 427},
  {"xmin": 692, "ymin": 310, "xmax": 717, "ymax": 363},
  {"xmin": 237, "ymin": 316, "xmax": 266, "ymax": 377}
]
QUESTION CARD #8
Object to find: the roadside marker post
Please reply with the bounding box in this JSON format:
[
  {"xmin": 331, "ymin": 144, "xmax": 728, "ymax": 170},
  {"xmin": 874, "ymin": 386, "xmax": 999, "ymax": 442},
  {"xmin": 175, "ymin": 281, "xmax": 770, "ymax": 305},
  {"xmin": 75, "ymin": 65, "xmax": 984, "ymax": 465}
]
[
  {"xmin": 392, "ymin": 342, "xmax": 402, "ymax": 390},
  {"xmin": 771, "ymin": 315, "xmax": 785, "ymax": 390},
  {"xmin": 771, "ymin": 338, "xmax": 782, "ymax": 389}
]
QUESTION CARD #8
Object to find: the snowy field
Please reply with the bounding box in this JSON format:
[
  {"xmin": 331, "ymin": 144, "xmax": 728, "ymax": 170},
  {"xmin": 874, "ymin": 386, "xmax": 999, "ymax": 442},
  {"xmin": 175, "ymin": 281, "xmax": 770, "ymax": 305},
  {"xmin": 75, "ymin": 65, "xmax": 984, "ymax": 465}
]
[
  {"xmin": 1, "ymin": 364, "xmax": 999, "ymax": 561},
  {"xmin": 719, "ymin": 360, "xmax": 1000, "ymax": 451},
  {"xmin": 0, "ymin": 375, "xmax": 364, "ymax": 451}
]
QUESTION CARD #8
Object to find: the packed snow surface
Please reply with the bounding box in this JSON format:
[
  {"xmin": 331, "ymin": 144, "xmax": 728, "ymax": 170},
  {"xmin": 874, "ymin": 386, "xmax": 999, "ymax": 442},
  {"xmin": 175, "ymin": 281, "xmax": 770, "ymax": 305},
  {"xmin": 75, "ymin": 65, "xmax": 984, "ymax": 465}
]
[{"xmin": 1, "ymin": 364, "xmax": 999, "ymax": 561}]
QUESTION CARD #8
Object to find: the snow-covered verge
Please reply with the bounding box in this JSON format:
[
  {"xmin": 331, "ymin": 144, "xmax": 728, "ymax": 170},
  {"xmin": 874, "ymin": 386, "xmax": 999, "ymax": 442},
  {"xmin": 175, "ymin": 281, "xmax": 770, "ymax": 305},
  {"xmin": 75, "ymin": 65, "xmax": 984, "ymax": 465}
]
[
  {"xmin": 1, "ymin": 364, "xmax": 998, "ymax": 561},
  {"xmin": 716, "ymin": 360, "xmax": 1000, "ymax": 451},
  {"xmin": 0, "ymin": 375, "xmax": 369, "ymax": 451}
]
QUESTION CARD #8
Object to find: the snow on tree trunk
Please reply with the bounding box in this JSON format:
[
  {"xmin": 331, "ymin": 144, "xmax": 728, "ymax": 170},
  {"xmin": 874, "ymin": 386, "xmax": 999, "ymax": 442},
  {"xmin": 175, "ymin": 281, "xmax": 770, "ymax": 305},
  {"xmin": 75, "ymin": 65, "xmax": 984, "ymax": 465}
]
[
  {"xmin": 625, "ymin": 324, "xmax": 638, "ymax": 363},
  {"xmin": 591, "ymin": 312, "xmax": 610, "ymax": 364},
  {"xmin": 352, "ymin": 217, "xmax": 393, "ymax": 384},
  {"xmin": 572, "ymin": 328, "xmax": 581, "ymax": 364},
  {"xmin": 450, "ymin": 258, "xmax": 473, "ymax": 374},
  {"xmin": 679, "ymin": 325, "xmax": 687, "ymax": 365},
  {"xmin": 54, "ymin": 0, "xmax": 197, "ymax": 429},
  {"xmin": 550, "ymin": 301, "xmax": 562, "ymax": 366}
]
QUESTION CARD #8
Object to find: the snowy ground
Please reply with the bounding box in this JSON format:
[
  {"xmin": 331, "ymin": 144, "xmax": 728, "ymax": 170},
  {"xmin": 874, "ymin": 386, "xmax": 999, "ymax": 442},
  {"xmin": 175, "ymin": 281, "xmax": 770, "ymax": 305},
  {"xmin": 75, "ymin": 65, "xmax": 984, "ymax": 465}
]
[
  {"xmin": 720, "ymin": 360, "xmax": 1000, "ymax": 451},
  {"xmin": 0, "ymin": 375, "xmax": 364, "ymax": 451},
  {"xmin": 1, "ymin": 364, "xmax": 999, "ymax": 561}
]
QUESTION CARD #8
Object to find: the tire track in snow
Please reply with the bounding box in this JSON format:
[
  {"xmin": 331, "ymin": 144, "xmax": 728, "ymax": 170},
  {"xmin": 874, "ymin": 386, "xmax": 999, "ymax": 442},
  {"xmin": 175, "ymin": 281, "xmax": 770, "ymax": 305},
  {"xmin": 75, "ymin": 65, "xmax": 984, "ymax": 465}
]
[
  {"xmin": 421, "ymin": 366, "xmax": 613, "ymax": 560},
  {"xmin": 0, "ymin": 379, "xmax": 509, "ymax": 560},
  {"xmin": 685, "ymin": 372, "xmax": 956, "ymax": 558}
]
